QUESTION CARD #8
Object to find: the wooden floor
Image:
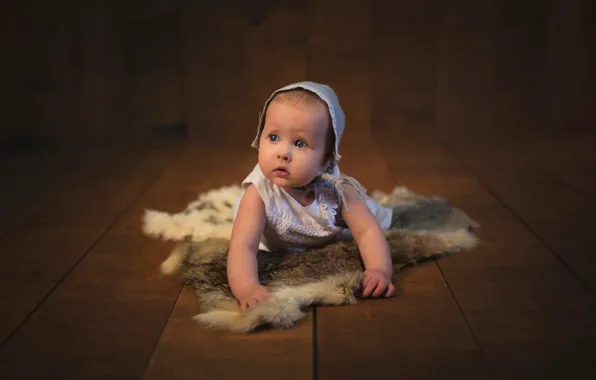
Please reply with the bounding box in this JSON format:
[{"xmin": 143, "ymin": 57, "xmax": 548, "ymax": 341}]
[
  {"xmin": 0, "ymin": 134, "xmax": 595, "ymax": 380},
  {"xmin": 2, "ymin": 1, "xmax": 595, "ymax": 379}
]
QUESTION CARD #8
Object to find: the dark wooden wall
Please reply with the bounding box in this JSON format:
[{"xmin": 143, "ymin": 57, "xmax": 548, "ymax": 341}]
[{"xmin": 1, "ymin": 0, "xmax": 594, "ymax": 148}]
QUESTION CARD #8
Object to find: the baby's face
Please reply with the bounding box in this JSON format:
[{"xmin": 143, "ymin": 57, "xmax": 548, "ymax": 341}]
[{"xmin": 258, "ymin": 100, "xmax": 330, "ymax": 189}]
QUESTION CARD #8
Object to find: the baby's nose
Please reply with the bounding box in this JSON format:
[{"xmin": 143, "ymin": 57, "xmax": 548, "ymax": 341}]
[{"xmin": 277, "ymin": 147, "xmax": 291, "ymax": 161}]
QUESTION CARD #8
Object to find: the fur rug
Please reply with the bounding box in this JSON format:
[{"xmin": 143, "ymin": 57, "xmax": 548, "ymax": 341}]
[{"xmin": 142, "ymin": 186, "xmax": 480, "ymax": 333}]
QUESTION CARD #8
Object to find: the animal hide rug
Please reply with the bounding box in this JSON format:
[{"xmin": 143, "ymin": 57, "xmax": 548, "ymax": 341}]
[{"xmin": 142, "ymin": 186, "xmax": 480, "ymax": 333}]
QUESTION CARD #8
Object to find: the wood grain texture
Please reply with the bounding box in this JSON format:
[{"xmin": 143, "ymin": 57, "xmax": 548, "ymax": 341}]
[
  {"xmin": 547, "ymin": 0, "xmax": 583, "ymax": 135},
  {"xmin": 0, "ymin": 3, "xmax": 31, "ymax": 142},
  {"xmin": 3, "ymin": 0, "xmax": 592, "ymax": 146},
  {"xmin": 580, "ymin": 0, "xmax": 596, "ymax": 133},
  {"xmin": 0, "ymin": 148, "xmax": 121, "ymax": 232},
  {"xmin": 0, "ymin": 142, "xmax": 182, "ymax": 379},
  {"xmin": 26, "ymin": 0, "xmax": 81, "ymax": 146},
  {"xmin": 438, "ymin": 242, "xmax": 596, "ymax": 379},
  {"xmin": 377, "ymin": 137, "xmax": 596, "ymax": 380},
  {"xmin": 0, "ymin": 144, "xmax": 180, "ymax": 354},
  {"xmin": 372, "ymin": 0, "xmax": 438, "ymax": 141},
  {"xmin": 453, "ymin": 138, "xmax": 596, "ymax": 294},
  {"xmin": 183, "ymin": 1, "xmax": 250, "ymax": 142},
  {"xmin": 435, "ymin": 0, "xmax": 496, "ymax": 143},
  {"xmin": 122, "ymin": 0, "xmax": 184, "ymax": 142},
  {"xmin": 492, "ymin": 0, "xmax": 549, "ymax": 138},
  {"xmin": 79, "ymin": 0, "xmax": 129, "ymax": 145},
  {"xmin": 318, "ymin": 265, "xmax": 491, "ymax": 380},
  {"xmin": 144, "ymin": 287, "xmax": 313, "ymax": 380}
]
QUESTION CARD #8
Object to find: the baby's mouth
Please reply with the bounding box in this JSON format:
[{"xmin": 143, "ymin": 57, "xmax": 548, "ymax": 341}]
[{"xmin": 273, "ymin": 167, "xmax": 290, "ymax": 178}]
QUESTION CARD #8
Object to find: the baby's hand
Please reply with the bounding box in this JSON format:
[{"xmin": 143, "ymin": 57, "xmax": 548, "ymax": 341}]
[
  {"xmin": 235, "ymin": 283, "xmax": 271, "ymax": 310},
  {"xmin": 361, "ymin": 269, "xmax": 395, "ymax": 298}
]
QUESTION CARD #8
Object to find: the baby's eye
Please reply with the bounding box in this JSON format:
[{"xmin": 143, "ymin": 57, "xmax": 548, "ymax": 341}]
[
  {"xmin": 295, "ymin": 140, "xmax": 307, "ymax": 148},
  {"xmin": 268, "ymin": 134, "xmax": 279, "ymax": 142}
]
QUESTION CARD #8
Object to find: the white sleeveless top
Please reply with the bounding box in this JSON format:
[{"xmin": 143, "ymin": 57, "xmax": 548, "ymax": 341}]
[{"xmin": 233, "ymin": 164, "xmax": 393, "ymax": 252}]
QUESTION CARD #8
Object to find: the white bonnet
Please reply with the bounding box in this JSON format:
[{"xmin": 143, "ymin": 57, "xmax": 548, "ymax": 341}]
[{"xmin": 250, "ymin": 81, "xmax": 344, "ymax": 163}]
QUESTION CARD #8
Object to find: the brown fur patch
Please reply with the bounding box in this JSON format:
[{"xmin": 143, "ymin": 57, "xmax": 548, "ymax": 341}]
[{"xmin": 174, "ymin": 228, "xmax": 478, "ymax": 316}]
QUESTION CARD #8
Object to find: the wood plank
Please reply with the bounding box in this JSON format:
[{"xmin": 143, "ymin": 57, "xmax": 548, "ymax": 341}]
[
  {"xmin": 145, "ymin": 286, "xmax": 313, "ymax": 380},
  {"xmin": 318, "ymin": 264, "xmax": 491, "ymax": 379},
  {"xmin": 144, "ymin": 2, "xmax": 314, "ymax": 379},
  {"xmin": 79, "ymin": 0, "xmax": 128, "ymax": 145},
  {"xmin": 438, "ymin": 242, "xmax": 596, "ymax": 377},
  {"xmin": 547, "ymin": 0, "xmax": 583, "ymax": 135},
  {"xmin": 0, "ymin": 3, "xmax": 31, "ymax": 142},
  {"xmin": 383, "ymin": 140, "xmax": 596, "ymax": 379},
  {"xmin": 311, "ymin": 1, "xmax": 491, "ymax": 379},
  {"xmin": 435, "ymin": 0, "xmax": 496, "ymax": 144},
  {"xmin": 0, "ymin": 142, "xmax": 180, "ymax": 350},
  {"xmin": 372, "ymin": 0, "xmax": 437, "ymax": 141},
  {"xmin": 0, "ymin": 148, "xmax": 122, "ymax": 233},
  {"xmin": 121, "ymin": 0, "xmax": 184, "ymax": 142},
  {"xmin": 453, "ymin": 137, "xmax": 596, "ymax": 292},
  {"xmin": 25, "ymin": 0, "xmax": 81, "ymax": 146},
  {"xmin": 0, "ymin": 142, "xmax": 183, "ymax": 379},
  {"xmin": 438, "ymin": 239, "xmax": 596, "ymax": 379},
  {"xmin": 183, "ymin": 1, "xmax": 249, "ymax": 143},
  {"xmin": 581, "ymin": 0, "xmax": 596, "ymax": 133},
  {"xmin": 492, "ymin": 0, "xmax": 549, "ymax": 138}
]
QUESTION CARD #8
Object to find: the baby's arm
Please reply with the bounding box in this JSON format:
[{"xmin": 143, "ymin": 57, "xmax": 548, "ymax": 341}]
[
  {"xmin": 340, "ymin": 184, "xmax": 396, "ymax": 298},
  {"xmin": 227, "ymin": 184, "xmax": 269, "ymax": 309}
]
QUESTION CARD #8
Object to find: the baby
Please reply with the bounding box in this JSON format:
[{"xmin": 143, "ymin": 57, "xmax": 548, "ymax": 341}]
[{"xmin": 228, "ymin": 81, "xmax": 396, "ymax": 310}]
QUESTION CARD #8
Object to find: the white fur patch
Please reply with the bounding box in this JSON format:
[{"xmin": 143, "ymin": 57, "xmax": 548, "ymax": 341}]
[
  {"xmin": 193, "ymin": 272, "xmax": 361, "ymax": 332},
  {"xmin": 142, "ymin": 185, "xmax": 242, "ymax": 242}
]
